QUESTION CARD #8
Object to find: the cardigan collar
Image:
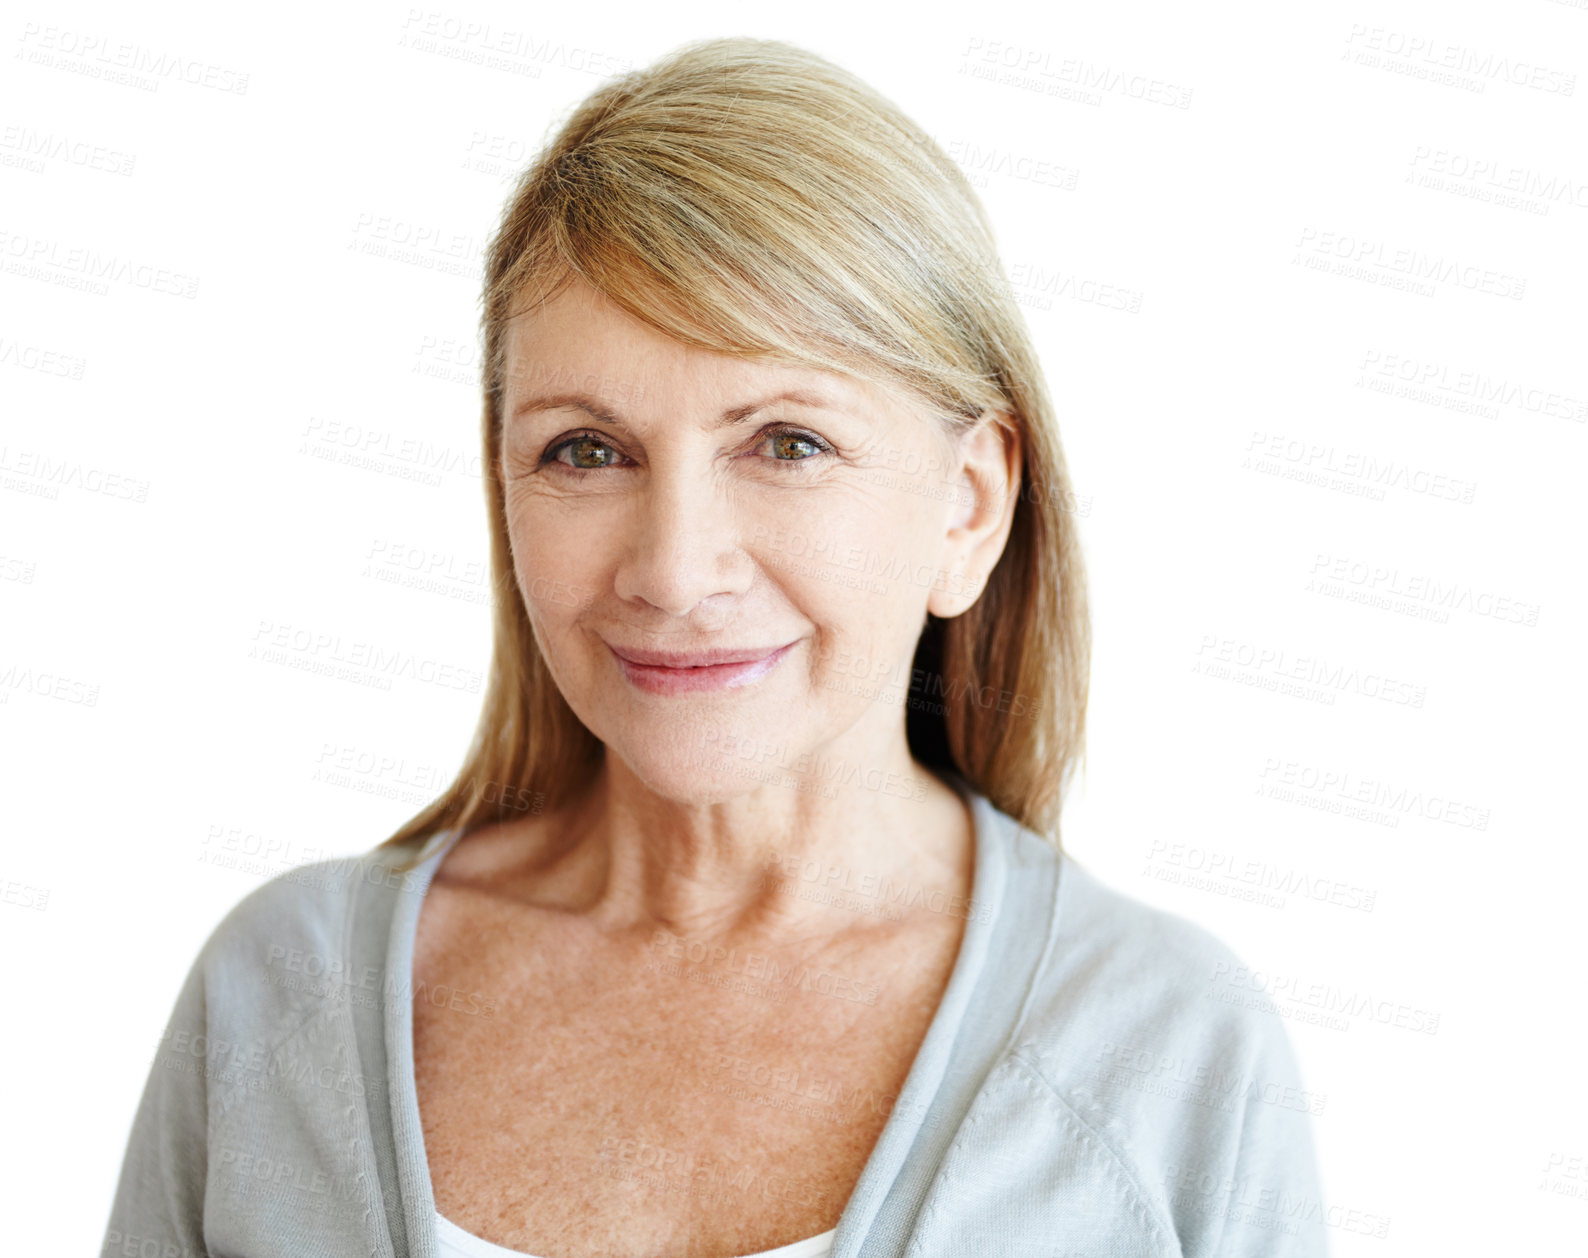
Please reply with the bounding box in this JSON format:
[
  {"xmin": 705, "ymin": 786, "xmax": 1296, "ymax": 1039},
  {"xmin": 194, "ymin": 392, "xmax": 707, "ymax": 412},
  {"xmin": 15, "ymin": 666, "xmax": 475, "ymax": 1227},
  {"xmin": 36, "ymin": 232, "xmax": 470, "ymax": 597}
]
[{"xmin": 362, "ymin": 772, "xmax": 1053, "ymax": 1258}]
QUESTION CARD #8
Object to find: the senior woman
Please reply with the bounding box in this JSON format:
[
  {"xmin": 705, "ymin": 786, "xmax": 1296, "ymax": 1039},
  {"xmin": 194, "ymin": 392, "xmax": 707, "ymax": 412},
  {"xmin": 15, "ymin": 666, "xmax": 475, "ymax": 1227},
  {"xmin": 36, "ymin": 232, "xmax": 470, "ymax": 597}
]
[{"xmin": 104, "ymin": 37, "xmax": 1326, "ymax": 1258}]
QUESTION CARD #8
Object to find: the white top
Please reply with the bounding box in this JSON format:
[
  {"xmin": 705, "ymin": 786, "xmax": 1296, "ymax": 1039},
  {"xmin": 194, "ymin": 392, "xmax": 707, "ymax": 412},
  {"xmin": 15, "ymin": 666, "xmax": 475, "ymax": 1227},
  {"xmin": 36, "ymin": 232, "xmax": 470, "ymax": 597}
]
[{"xmin": 435, "ymin": 1210, "xmax": 837, "ymax": 1258}]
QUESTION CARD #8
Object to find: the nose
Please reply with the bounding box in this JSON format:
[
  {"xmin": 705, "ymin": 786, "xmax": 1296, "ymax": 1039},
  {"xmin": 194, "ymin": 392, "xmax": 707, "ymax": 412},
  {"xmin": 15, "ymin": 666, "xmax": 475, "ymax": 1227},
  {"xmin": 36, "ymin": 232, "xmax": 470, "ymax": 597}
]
[{"xmin": 611, "ymin": 468, "xmax": 755, "ymax": 619}]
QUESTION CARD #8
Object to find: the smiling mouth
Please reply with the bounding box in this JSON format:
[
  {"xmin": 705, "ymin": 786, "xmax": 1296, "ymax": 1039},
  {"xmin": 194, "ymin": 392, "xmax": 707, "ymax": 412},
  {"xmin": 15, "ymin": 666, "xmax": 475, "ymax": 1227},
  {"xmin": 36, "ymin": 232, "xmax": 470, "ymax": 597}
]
[
  {"xmin": 605, "ymin": 642, "xmax": 796, "ymax": 669},
  {"xmin": 606, "ymin": 640, "xmax": 798, "ymax": 694}
]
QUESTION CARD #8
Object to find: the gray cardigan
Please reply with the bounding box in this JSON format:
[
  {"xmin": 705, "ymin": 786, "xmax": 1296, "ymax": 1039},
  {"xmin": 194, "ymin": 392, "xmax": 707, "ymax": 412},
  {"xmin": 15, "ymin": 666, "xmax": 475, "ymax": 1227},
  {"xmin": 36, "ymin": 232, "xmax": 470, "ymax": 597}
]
[{"xmin": 102, "ymin": 783, "xmax": 1330, "ymax": 1257}]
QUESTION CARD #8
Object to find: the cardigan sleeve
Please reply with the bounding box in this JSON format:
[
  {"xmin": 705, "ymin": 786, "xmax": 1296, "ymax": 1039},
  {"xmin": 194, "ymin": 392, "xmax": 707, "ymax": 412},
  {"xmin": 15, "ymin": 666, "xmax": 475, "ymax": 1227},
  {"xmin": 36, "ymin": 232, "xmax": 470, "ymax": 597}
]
[
  {"xmin": 101, "ymin": 951, "xmax": 213, "ymax": 1258},
  {"xmin": 1198, "ymin": 1012, "xmax": 1333, "ymax": 1257}
]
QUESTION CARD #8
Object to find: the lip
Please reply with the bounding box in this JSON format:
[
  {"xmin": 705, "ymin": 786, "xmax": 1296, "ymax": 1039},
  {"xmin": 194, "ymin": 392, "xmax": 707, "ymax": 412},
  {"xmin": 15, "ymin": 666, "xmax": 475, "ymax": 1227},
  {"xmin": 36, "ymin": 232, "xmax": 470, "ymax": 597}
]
[
  {"xmin": 607, "ymin": 642, "xmax": 794, "ymax": 668},
  {"xmin": 607, "ymin": 639, "xmax": 797, "ymax": 695}
]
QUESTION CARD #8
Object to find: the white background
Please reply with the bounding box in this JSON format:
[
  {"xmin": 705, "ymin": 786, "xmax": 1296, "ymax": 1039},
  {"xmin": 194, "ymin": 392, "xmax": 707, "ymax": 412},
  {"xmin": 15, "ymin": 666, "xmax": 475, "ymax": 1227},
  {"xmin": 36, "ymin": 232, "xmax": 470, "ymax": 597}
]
[{"xmin": 3, "ymin": 1, "xmax": 1585, "ymax": 1254}]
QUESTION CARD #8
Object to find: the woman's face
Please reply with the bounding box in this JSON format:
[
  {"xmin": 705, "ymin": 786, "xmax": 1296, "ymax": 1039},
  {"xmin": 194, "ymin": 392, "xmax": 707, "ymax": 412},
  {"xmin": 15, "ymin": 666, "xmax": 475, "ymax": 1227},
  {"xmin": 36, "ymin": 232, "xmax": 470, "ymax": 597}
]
[{"xmin": 498, "ymin": 274, "xmax": 1008, "ymax": 805}]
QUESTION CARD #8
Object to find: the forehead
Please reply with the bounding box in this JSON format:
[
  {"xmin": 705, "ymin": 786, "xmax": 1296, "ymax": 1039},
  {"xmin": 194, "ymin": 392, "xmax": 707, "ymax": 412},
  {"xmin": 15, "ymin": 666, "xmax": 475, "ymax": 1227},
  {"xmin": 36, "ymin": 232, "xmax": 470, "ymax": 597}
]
[{"xmin": 500, "ymin": 273, "xmax": 871, "ymax": 410}]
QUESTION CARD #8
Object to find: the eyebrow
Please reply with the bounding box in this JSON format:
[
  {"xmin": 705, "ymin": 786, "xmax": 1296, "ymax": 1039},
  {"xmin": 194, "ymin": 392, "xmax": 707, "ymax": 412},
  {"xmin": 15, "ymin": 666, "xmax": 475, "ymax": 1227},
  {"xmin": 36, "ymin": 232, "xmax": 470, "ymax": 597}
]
[{"xmin": 507, "ymin": 388, "xmax": 843, "ymax": 432}]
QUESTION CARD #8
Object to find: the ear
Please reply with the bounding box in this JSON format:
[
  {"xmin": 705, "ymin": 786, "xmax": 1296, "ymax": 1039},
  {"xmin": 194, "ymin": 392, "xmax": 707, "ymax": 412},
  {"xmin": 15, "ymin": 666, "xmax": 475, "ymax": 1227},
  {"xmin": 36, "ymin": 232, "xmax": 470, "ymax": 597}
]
[{"xmin": 928, "ymin": 410, "xmax": 1022, "ymax": 619}]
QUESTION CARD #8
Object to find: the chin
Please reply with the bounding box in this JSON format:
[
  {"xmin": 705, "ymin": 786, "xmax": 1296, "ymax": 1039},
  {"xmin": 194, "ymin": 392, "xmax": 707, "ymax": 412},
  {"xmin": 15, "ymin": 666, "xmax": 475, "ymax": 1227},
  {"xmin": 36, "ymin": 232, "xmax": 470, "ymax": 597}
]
[
  {"xmin": 616, "ymin": 760, "xmax": 760, "ymax": 808},
  {"xmin": 608, "ymin": 733, "xmax": 796, "ymax": 808}
]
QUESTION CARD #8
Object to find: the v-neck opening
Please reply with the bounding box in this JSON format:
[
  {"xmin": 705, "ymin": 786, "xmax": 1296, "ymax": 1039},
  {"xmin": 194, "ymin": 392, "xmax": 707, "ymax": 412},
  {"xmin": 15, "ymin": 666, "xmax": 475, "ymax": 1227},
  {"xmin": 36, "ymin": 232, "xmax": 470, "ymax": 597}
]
[{"xmin": 382, "ymin": 770, "xmax": 1014, "ymax": 1258}]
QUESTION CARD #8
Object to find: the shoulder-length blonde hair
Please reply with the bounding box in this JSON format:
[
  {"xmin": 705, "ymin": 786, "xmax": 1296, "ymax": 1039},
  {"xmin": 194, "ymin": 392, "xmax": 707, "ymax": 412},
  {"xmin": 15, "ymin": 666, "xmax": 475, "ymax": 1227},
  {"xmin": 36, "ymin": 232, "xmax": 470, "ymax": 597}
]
[{"xmin": 376, "ymin": 36, "xmax": 1089, "ymax": 869}]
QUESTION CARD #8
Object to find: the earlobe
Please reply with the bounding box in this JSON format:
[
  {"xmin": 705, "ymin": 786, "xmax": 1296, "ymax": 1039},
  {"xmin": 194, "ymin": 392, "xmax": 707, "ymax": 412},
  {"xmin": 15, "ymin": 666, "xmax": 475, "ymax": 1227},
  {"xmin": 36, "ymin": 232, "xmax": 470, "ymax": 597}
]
[{"xmin": 926, "ymin": 559, "xmax": 977, "ymax": 619}]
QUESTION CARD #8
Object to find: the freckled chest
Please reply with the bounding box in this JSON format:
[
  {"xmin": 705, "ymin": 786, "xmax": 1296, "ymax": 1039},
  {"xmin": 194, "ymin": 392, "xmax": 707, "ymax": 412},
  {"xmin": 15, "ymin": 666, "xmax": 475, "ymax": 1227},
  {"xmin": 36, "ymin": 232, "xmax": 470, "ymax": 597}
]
[{"xmin": 411, "ymin": 884, "xmax": 965, "ymax": 1256}]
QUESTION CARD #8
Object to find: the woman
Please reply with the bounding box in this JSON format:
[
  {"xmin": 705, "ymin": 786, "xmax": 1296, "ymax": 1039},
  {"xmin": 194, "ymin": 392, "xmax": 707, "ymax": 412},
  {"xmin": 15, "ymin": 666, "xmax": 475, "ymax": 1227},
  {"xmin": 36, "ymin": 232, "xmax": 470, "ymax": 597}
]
[{"xmin": 103, "ymin": 37, "xmax": 1326, "ymax": 1258}]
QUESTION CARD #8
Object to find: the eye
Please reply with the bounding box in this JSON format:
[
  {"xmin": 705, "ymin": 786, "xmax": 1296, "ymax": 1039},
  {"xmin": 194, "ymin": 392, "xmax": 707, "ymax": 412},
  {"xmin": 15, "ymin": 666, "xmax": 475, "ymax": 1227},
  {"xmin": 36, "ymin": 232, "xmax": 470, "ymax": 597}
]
[
  {"xmin": 757, "ymin": 426, "xmax": 832, "ymax": 464},
  {"xmin": 541, "ymin": 432, "xmax": 626, "ymax": 471}
]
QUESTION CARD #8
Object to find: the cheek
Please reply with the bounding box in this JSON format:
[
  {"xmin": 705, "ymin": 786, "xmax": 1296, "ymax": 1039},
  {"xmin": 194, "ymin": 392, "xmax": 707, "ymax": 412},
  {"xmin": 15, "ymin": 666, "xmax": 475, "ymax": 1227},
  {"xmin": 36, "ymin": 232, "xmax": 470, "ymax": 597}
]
[
  {"xmin": 760, "ymin": 478, "xmax": 934, "ymax": 568},
  {"xmin": 503, "ymin": 493, "xmax": 604, "ymax": 631},
  {"xmin": 759, "ymin": 504, "xmax": 936, "ymax": 658}
]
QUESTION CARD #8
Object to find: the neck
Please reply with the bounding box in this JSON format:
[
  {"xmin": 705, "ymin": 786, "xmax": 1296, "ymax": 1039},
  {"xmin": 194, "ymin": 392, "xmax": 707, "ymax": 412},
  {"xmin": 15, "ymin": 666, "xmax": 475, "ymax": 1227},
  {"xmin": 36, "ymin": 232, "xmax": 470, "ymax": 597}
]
[{"xmin": 481, "ymin": 750, "xmax": 974, "ymax": 945}]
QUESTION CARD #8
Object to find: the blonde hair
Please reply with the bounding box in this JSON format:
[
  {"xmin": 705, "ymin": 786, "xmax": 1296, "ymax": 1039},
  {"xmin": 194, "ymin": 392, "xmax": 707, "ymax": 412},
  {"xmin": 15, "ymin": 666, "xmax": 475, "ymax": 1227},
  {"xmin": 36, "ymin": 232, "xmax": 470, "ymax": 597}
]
[{"xmin": 376, "ymin": 36, "xmax": 1089, "ymax": 869}]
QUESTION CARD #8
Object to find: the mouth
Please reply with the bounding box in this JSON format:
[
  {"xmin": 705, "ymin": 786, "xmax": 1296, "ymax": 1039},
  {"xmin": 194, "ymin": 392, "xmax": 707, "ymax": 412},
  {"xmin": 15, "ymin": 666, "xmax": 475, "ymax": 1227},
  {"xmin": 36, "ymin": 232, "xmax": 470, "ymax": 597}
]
[{"xmin": 606, "ymin": 639, "xmax": 798, "ymax": 695}]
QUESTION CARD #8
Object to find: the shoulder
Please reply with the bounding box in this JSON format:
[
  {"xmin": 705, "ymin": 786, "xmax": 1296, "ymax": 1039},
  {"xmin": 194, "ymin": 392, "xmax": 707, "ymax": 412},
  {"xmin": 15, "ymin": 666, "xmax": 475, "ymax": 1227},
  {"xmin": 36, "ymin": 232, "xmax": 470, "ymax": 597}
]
[
  {"xmin": 1036, "ymin": 853, "xmax": 1258, "ymax": 1033},
  {"xmin": 197, "ymin": 842, "xmax": 399, "ymax": 967},
  {"xmin": 1001, "ymin": 852, "xmax": 1328, "ymax": 1254},
  {"xmin": 973, "ymin": 802, "xmax": 1291, "ymax": 1077},
  {"xmin": 1014, "ymin": 851, "xmax": 1317, "ymax": 1100},
  {"xmin": 1008, "ymin": 850, "xmax": 1270, "ymax": 1024},
  {"xmin": 182, "ymin": 835, "xmax": 437, "ymax": 1049}
]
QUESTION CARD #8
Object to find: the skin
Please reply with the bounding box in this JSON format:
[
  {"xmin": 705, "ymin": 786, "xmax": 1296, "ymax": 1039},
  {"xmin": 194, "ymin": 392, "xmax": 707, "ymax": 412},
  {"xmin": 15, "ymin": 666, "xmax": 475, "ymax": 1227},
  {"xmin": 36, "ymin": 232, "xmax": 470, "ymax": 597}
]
[{"xmin": 412, "ymin": 272, "xmax": 1024, "ymax": 1256}]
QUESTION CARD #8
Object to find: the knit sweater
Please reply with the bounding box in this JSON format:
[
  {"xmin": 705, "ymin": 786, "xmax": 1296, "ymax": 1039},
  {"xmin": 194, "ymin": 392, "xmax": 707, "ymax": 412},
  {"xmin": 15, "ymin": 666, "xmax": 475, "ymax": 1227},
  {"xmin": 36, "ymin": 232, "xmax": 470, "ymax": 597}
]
[{"xmin": 102, "ymin": 780, "xmax": 1330, "ymax": 1257}]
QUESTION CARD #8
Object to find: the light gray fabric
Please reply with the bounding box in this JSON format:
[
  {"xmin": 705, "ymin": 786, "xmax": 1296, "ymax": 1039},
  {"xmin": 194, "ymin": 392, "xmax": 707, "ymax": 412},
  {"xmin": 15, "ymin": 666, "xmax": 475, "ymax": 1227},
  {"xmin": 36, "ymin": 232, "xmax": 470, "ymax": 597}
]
[{"xmin": 103, "ymin": 777, "xmax": 1329, "ymax": 1257}]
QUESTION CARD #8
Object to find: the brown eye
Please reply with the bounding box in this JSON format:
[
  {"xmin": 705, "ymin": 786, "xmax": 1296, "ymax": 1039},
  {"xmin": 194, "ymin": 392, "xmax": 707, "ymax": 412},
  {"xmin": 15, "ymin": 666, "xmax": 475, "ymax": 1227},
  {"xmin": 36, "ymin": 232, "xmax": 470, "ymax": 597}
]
[
  {"xmin": 544, "ymin": 434, "xmax": 622, "ymax": 469},
  {"xmin": 763, "ymin": 428, "xmax": 828, "ymax": 462}
]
